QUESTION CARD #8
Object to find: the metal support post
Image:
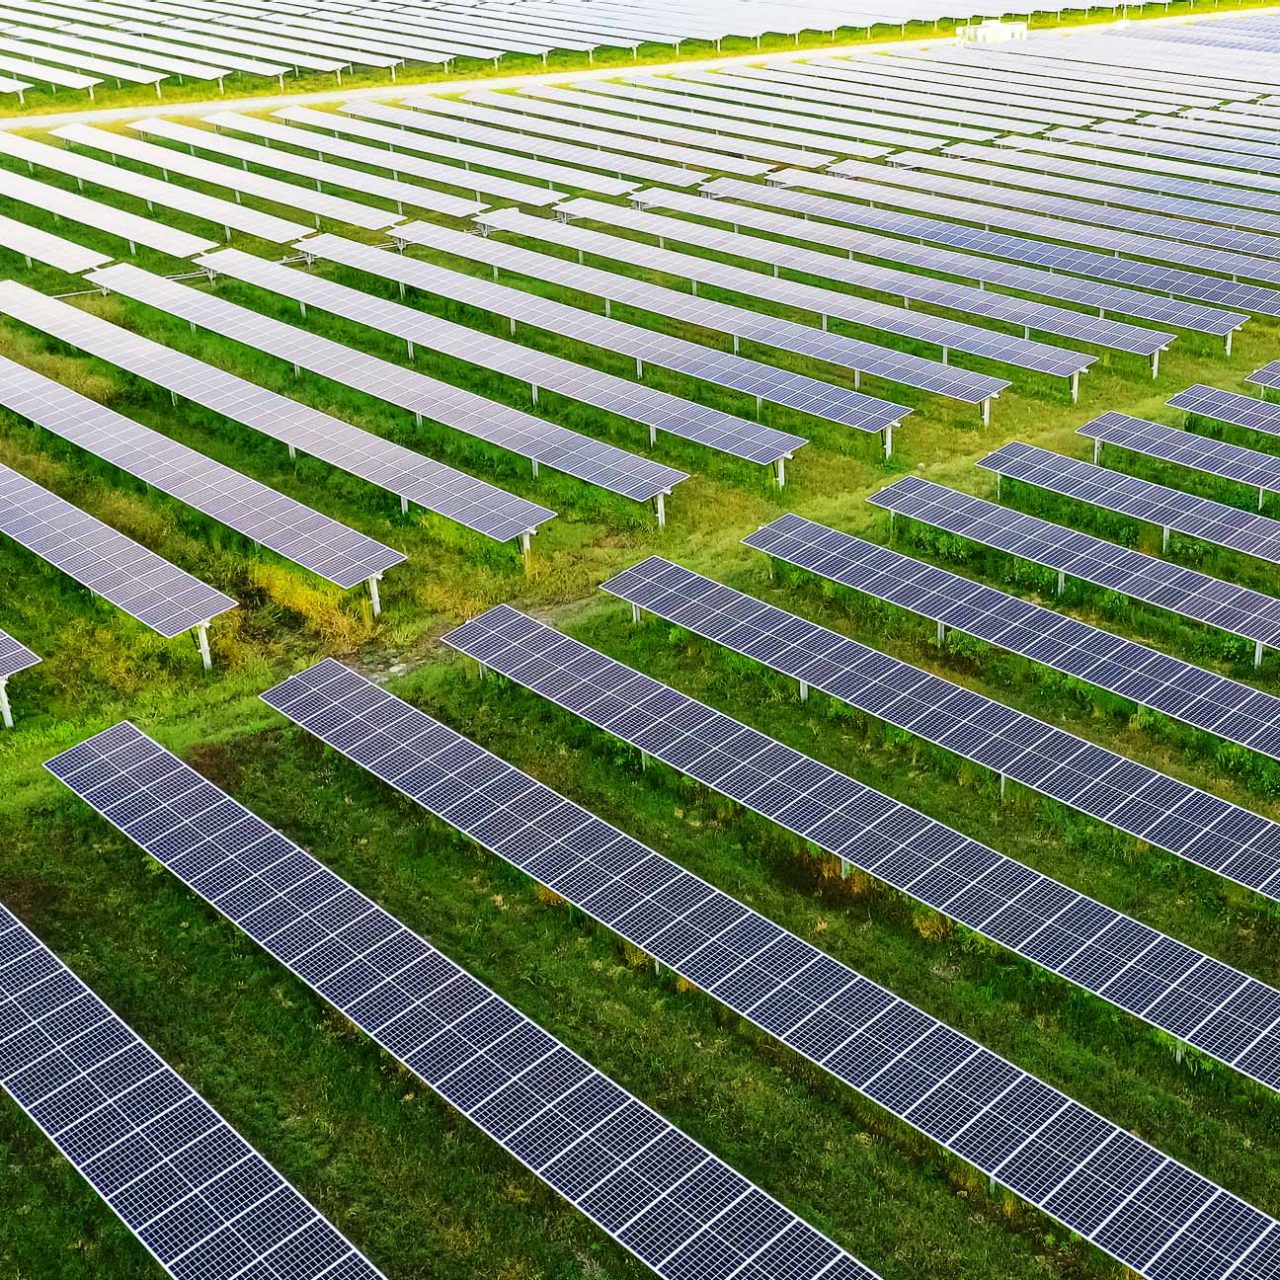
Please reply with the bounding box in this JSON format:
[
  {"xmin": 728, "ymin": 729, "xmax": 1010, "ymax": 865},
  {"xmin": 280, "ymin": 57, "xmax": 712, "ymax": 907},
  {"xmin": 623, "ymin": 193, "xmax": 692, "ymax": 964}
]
[
  {"xmin": 655, "ymin": 492, "xmax": 666, "ymax": 528},
  {"xmin": 1057, "ymin": 570, "xmax": 1065, "ymax": 595},
  {"xmin": 631, "ymin": 602, "xmax": 641, "ymax": 624},
  {"xmin": 936, "ymin": 620, "xmax": 945, "ymax": 645},
  {"xmin": 798, "ymin": 679, "xmax": 809, "ymax": 702},
  {"xmin": 1070, "ymin": 372, "xmax": 1079, "ymax": 403},
  {"xmin": 521, "ymin": 531, "xmax": 532, "ymax": 570},
  {"xmin": 0, "ymin": 678, "xmax": 11, "ymax": 730},
  {"xmin": 195, "ymin": 623, "xmax": 212, "ymax": 672},
  {"xmin": 775, "ymin": 456, "xmax": 786, "ymax": 488},
  {"xmin": 367, "ymin": 575, "xmax": 382, "ymax": 618},
  {"xmin": 1256, "ymin": 640, "xmax": 1264, "ymax": 669},
  {"xmin": 883, "ymin": 425, "xmax": 893, "ymax": 459},
  {"xmin": 1161, "ymin": 525, "xmax": 1170, "ymax": 553}
]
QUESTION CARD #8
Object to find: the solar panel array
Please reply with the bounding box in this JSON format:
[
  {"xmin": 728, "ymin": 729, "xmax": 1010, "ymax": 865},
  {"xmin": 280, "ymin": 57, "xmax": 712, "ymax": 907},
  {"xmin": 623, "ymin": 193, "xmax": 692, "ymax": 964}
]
[
  {"xmin": 296, "ymin": 232, "xmax": 904, "ymax": 439},
  {"xmin": 697, "ymin": 176, "xmax": 1250, "ymax": 336},
  {"xmin": 628, "ymin": 185, "xmax": 1170, "ymax": 359},
  {"xmin": 90, "ymin": 258, "xmax": 684, "ymax": 505},
  {"xmin": 917, "ymin": 145, "xmax": 1280, "ymax": 239},
  {"xmin": 599, "ymin": 552, "xmax": 1280, "ymax": 1076},
  {"xmin": 979, "ymin": 440, "xmax": 1280, "ymax": 568},
  {"xmin": 0, "ymin": 351, "xmax": 405, "ymax": 591},
  {"xmin": 133, "ymin": 116, "xmax": 498, "ymax": 217},
  {"xmin": 1169, "ymin": 385, "xmax": 1280, "ymax": 440},
  {"xmin": 1079, "ymin": 412, "xmax": 1280, "ymax": 503},
  {"xmin": 47, "ymin": 716, "xmax": 881, "ymax": 1280},
  {"xmin": 753, "ymin": 168, "xmax": 1280, "ymax": 322},
  {"xmin": 52, "ymin": 123, "xmax": 401, "ymax": 233},
  {"xmin": 272, "ymin": 104, "xmax": 640, "ymax": 197},
  {"xmin": 0, "ymin": 459, "xmax": 235, "ymax": 638},
  {"xmin": 386, "ymin": 94, "xmax": 772, "ymax": 180},
  {"xmin": 809, "ymin": 161, "xmax": 1280, "ymax": 288},
  {"xmin": 1051, "ymin": 124, "xmax": 1280, "ymax": 180},
  {"xmin": 0, "ymin": 160, "xmax": 216, "ymax": 260},
  {"xmin": 401, "ymin": 215, "xmax": 912, "ymax": 447},
  {"xmin": 869, "ymin": 475, "xmax": 1280, "ymax": 654},
  {"xmin": 559, "ymin": 195, "xmax": 1078, "ymax": 384},
  {"xmin": 0, "ymin": 278, "xmax": 554, "ymax": 545},
  {"xmin": 275, "ymin": 642, "xmax": 1280, "ymax": 1280},
  {"xmin": 601, "ymin": 543, "xmax": 1280, "ymax": 902},
  {"xmin": 0, "ymin": 900, "xmax": 385, "ymax": 1280},
  {"xmin": 180, "ymin": 248, "xmax": 794, "ymax": 472},
  {"xmin": 744, "ymin": 511, "xmax": 1280, "ymax": 764}
]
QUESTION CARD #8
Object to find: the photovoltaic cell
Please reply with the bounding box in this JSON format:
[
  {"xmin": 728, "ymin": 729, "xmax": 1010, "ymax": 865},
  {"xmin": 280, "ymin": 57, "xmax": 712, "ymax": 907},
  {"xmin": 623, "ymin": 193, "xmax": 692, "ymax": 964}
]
[
  {"xmin": 296, "ymin": 232, "xmax": 903, "ymax": 439},
  {"xmin": 441, "ymin": 604, "xmax": 1280, "ymax": 1280},
  {"xmin": 0, "ymin": 352, "xmax": 405, "ymax": 591},
  {"xmin": 744, "ymin": 508, "xmax": 1280, "ymax": 767},
  {"xmin": 868, "ymin": 474, "xmax": 1280, "ymax": 654},
  {"xmin": 45, "ymin": 718, "xmax": 880, "ymax": 1280},
  {"xmin": 0, "ymin": 279, "xmax": 554, "ymax": 545},
  {"xmin": 979, "ymin": 440, "xmax": 1280, "ymax": 568},
  {"xmin": 0, "ymin": 902, "xmax": 385, "ymax": 1280},
  {"xmin": 1170, "ymin": 384, "xmax": 1280, "ymax": 441},
  {"xmin": 0, "ymin": 460, "xmax": 235, "ymax": 638},
  {"xmin": 599, "ymin": 553, "xmax": 1280, "ymax": 1082},
  {"xmin": 91, "ymin": 257, "xmax": 686, "ymax": 501}
]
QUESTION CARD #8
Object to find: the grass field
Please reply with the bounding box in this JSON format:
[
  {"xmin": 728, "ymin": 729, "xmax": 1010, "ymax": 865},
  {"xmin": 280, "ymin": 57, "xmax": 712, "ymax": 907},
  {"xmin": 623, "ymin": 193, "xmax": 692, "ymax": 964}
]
[{"xmin": 3, "ymin": 18, "xmax": 1280, "ymax": 1279}]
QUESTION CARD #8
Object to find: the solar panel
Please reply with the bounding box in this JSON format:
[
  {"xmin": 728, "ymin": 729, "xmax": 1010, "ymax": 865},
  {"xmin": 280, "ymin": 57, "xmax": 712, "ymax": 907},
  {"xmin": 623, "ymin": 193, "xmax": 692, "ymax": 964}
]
[
  {"xmin": 870, "ymin": 474, "xmax": 1280, "ymax": 663},
  {"xmin": 748, "ymin": 170, "xmax": 1280, "ymax": 327},
  {"xmin": 0, "ymin": 626, "xmax": 37, "ymax": 728},
  {"xmin": 460, "ymin": 86, "xmax": 827, "ymax": 168},
  {"xmin": 820, "ymin": 159, "xmax": 1280, "ymax": 282},
  {"xmin": 270, "ymin": 650, "xmax": 1280, "ymax": 1280},
  {"xmin": 735, "ymin": 62, "xmax": 1104, "ymax": 128},
  {"xmin": 178, "ymin": 247, "xmax": 791, "ymax": 476},
  {"xmin": 0, "ymin": 32, "xmax": 164, "ymax": 84},
  {"xmin": 1050, "ymin": 125, "xmax": 1280, "ymax": 181},
  {"xmin": 0, "ymin": 459, "xmax": 235, "ymax": 647},
  {"xmin": 578, "ymin": 187, "xmax": 1092, "ymax": 371},
  {"xmin": 606, "ymin": 71, "xmax": 996, "ymax": 146},
  {"xmin": 744, "ymin": 509, "xmax": 1280, "ymax": 766},
  {"xmin": 5, "ymin": 21, "xmax": 233, "ymax": 80},
  {"xmin": 549, "ymin": 79, "xmax": 898, "ymax": 158},
  {"xmin": 0, "ymin": 54, "xmax": 88, "ymax": 94},
  {"xmin": 387, "ymin": 94, "xmax": 772, "ymax": 180},
  {"xmin": 916, "ymin": 145, "xmax": 1280, "ymax": 239},
  {"xmin": 601, "ymin": 548, "xmax": 1280, "ymax": 1059},
  {"xmin": 1169, "ymin": 384, "xmax": 1280, "ymax": 441},
  {"xmin": 0, "ymin": 351, "xmax": 405, "ymax": 596},
  {"xmin": 0, "ymin": 899, "xmax": 386, "ymax": 1280},
  {"xmin": 0, "ymin": 211, "xmax": 108, "ymax": 274},
  {"xmin": 1092, "ymin": 119, "xmax": 1280, "ymax": 174},
  {"xmin": 404, "ymin": 215, "xmax": 912, "ymax": 452},
  {"xmin": 441, "ymin": 603, "xmax": 1280, "ymax": 1280},
  {"xmin": 295, "ymin": 231, "xmax": 907, "ymax": 444},
  {"xmin": 53, "ymin": 123, "xmax": 404, "ymax": 233},
  {"xmin": 979, "ymin": 440, "xmax": 1280, "ymax": 569},
  {"xmin": 959, "ymin": 138, "xmax": 1280, "ymax": 223},
  {"xmin": 90, "ymin": 259, "xmax": 684, "ymax": 508},
  {"xmin": 996, "ymin": 134, "xmax": 1280, "ymax": 203},
  {"xmin": 699, "ymin": 64, "xmax": 1062, "ymax": 134},
  {"xmin": 1153, "ymin": 110, "xmax": 1280, "ymax": 149},
  {"xmin": 111, "ymin": 15, "xmax": 347, "ymax": 73},
  {"xmin": 56, "ymin": 19, "xmax": 292, "ymax": 77},
  {"xmin": 46, "ymin": 717, "xmax": 881, "ymax": 1280},
  {"xmin": 1079, "ymin": 412, "xmax": 1280, "ymax": 508},
  {"xmin": 628, "ymin": 185, "xmax": 1169, "ymax": 362},
  {"xmin": 0, "ymin": 279, "xmax": 552, "ymax": 547},
  {"xmin": 0, "ymin": 130, "xmax": 306, "ymax": 247},
  {"xmin": 1250, "ymin": 361, "xmax": 1280, "ymax": 392},
  {"xmin": 605, "ymin": 544, "xmax": 1280, "ymax": 907},
  {"xmin": 273, "ymin": 105, "xmax": 640, "ymax": 197},
  {"xmin": 132, "ymin": 116, "xmax": 495, "ymax": 217}
]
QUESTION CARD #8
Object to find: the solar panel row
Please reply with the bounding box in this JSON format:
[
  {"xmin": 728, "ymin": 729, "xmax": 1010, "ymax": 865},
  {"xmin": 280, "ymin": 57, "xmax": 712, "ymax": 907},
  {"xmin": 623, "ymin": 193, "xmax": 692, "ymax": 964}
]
[
  {"xmin": 744, "ymin": 510, "xmax": 1280, "ymax": 764},
  {"xmin": 0, "ymin": 278, "xmax": 555, "ymax": 547},
  {"xmin": 90, "ymin": 259, "xmax": 686, "ymax": 508},
  {"xmin": 0, "ymin": 901, "xmax": 386, "ymax": 1280},
  {"xmin": 47, "ymin": 717, "xmax": 881, "ymax": 1280},
  {"xmin": 0, "ymin": 351, "xmax": 405, "ymax": 597},
  {"xmin": 979, "ymin": 440, "xmax": 1280, "ymax": 568},
  {"xmin": 1169, "ymin": 384, "xmax": 1280, "ymax": 441},
  {"xmin": 296, "ymin": 232, "xmax": 906, "ymax": 443},
  {"xmin": 441, "ymin": 603, "xmax": 1280, "ymax": 1280}
]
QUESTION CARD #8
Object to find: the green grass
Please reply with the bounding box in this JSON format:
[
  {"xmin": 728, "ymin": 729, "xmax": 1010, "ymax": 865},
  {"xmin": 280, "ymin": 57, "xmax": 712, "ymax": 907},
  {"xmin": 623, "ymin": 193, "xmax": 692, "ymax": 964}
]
[{"xmin": 4, "ymin": 23, "xmax": 1280, "ymax": 1279}]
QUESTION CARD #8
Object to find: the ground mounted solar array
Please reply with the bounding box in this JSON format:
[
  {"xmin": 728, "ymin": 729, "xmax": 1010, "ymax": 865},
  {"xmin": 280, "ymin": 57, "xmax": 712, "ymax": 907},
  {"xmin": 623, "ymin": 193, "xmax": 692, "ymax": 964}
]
[{"xmin": 46, "ymin": 715, "xmax": 881, "ymax": 1280}]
